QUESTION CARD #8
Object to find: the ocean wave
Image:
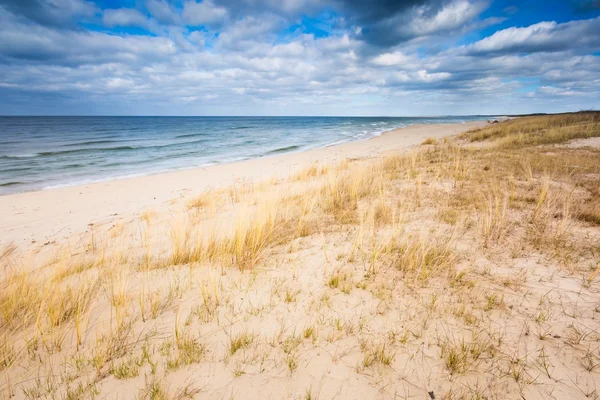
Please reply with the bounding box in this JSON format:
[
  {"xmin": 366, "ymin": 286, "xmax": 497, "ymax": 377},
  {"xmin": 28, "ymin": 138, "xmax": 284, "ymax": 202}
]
[
  {"xmin": 0, "ymin": 166, "xmax": 33, "ymax": 173},
  {"xmin": 318, "ymin": 124, "xmax": 408, "ymax": 149},
  {"xmin": 175, "ymin": 126, "xmax": 251, "ymax": 139},
  {"xmin": 60, "ymin": 163, "xmax": 86, "ymax": 169},
  {"xmin": 263, "ymin": 145, "xmax": 301, "ymax": 156},
  {"xmin": 100, "ymin": 150, "xmax": 203, "ymax": 168},
  {"xmin": 0, "ymin": 153, "xmax": 38, "ymax": 159},
  {"xmin": 64, "ymin": 139, "xmax": 122, "ymax": 147},
  {"xmin": 0, "ymin": 181, "xmax": 24, "ymax": 187},
  {"xmin": 38, "ymin": 146, "xmax": 137, "ymax": 157},
  {"xmin": 175, "ymin": 133, "xmax": 206, "ymax": 139},
  {"xmin": 0, "ymin": 116, "xmax": 488, "ymax": 195},
  {"xmin": 5, "ymin": 139, "xmax": 211, "ymax": 159}
]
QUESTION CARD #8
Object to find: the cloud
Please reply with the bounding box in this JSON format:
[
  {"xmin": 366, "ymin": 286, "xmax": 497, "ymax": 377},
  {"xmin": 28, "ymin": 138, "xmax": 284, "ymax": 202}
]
[
  {"xmin": 0, "ymin": 9, "xmax": 176, "ymax": 65},
  {"xmin": 0, "ymin": 0, "xmax": 599, "ymax": 115},
  {"xmin": 146, "ymin": 0, "xmax": 181, "ymax": 25},
  {"xmin": 216, "ymin": 15, "xmax": 285, "ymax": 50},
  {"xmin": 464, "ymin": 17, "xmax": 600, "ymax": 56},
  {"xmin": 261, "ymin": 0, "xmax": 321, "ymax": 14},
  {"xmin": 387, "ymin": 69, "xmax": 451, "ymax": 85},
  {"xmin": 336, "ymin": 0, "xmax": 440, "ymax": 24},
  {"xmin": 371, "ymin": 51, "xmax": 413, "ymax": 66},
  {"xmin": 336, "ymin": 0, "xmax": 489, "ymax": 46},
  {"xmin": 0, "ymin": 0, "xmax": 97, "ymax": 26},
  {"xmin": 404, "ymin": 0, "xmax": 487, "ymax": 37},
  {"xmin": 216, "ymin": 0, "xmax": 322, "ymax": 17},
  {"xmin": 103, "ymin": 8, "xmax": 152, "ymax": 30},
  {"xmin": 182, "ymin": 0, "xmax": 228, "ymax": 26}
]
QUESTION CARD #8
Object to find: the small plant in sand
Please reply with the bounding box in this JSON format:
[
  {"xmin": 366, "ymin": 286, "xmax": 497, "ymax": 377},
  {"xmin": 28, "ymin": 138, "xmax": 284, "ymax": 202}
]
[
  {"xmin": 229, "ymin": 331, "xmax": 254, "ymax": 356},
  {"xmin": 440, "ymin": 337, "xmax": 492, "ymax": 376},
  {"xmin": 479, "ymin": 184, "xmax": 510, "ymax": 248},
  {"xmin": 2, "ymin": 112, "xmax": 600, "ymax": 398},
  {"xmin": 361, "ymin": 342, "xmax": 395, "ymax": 370}
]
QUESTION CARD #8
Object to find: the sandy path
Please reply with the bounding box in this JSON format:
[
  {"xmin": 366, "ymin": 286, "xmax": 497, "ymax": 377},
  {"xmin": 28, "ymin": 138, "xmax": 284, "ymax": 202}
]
[{"xmin": 0, "ymin": 121, "xmax": 485, "ymax": 249}]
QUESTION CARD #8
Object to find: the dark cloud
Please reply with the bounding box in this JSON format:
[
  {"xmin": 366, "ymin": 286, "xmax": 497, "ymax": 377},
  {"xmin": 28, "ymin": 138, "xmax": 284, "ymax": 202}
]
[
  {"xmin": 334, "ymin": 0, "xmax": 489, "ymax": 47},
  {"xmin": 111, "ymin": 0, "xmax": 487, "ymax": 49},
  {"xmin": 336, "ymin": 0, "xmax": 441, "ymax": 23},
  {"xmin": 0, "ymin": 10, "xmax": 176, "ymax": 66},
  {"xmin": 0, "ymin": 0, "xmax": 97, "ymax": 26},
  {"xmin": 0, "ymin": 0, "xmax": 598, "ymax": 115}
]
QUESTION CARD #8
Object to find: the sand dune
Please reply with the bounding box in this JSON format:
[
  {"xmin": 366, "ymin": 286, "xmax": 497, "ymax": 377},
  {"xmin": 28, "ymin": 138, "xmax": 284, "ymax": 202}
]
[{"xmin": 2, "ymin": 115, "xmax": 600, "ymax": 400}]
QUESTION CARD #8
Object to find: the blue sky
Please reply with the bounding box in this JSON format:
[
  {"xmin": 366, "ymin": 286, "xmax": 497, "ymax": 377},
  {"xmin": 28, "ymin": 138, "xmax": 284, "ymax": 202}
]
[{"xmin": 0, "ymin": 0, "xmax": 599, "ymax": 116}]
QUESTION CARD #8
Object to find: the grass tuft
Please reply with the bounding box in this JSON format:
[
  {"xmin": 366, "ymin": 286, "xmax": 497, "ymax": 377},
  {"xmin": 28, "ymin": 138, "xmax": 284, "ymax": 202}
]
[{"xmin": 229, "ymin": 332, "xmax": 254, "ymax": 356}]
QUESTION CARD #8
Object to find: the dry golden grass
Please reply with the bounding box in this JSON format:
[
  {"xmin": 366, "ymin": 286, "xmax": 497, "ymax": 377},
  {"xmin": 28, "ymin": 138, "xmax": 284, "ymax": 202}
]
[
  {"xmin": 2, "ymin": 112, "xmax": 600, "ymax": 399},
  {"xmin": 579, "ymin": 202, "xmax": 600, "ymax": 226},
  {"xmin": 386, "ymin": 234, "xmax": 456, "ymax": 283},
  {"xmin": 291, "ymin": 162, "xmax": 329, "ymax": 181},
  {"xmin": 461, "ymin": 111, "xmax": 600, "ymax": 147}
]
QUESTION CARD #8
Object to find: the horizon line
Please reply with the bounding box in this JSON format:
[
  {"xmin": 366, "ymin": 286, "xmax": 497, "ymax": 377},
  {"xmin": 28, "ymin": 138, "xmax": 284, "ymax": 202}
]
[{"xmin": 0, "ymin": 113, "xmax": 543, "ymax": 118}]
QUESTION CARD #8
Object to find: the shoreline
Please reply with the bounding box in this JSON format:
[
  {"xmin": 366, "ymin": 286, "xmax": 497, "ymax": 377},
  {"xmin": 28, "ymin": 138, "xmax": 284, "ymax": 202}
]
[
  {"xmin": 0, "ymin": 119, "xmax": 479, "ymax": 197},
  {"xmin": 0, "ymin": 121, "xmax": 485, "ymax": 249},
  {"xmin": 2, "ymin": 113, "xmax": 599, "ymax": 400},
  {"xmin": 5, "ymin": 122, "xmax": 395, "ymax": 196}
]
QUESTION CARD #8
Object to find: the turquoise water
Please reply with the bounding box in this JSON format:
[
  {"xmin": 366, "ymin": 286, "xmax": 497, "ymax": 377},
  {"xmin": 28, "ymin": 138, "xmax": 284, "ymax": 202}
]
[{"xmin": 0, "ymin": 116, "xmax": 490, "ymax": 194}]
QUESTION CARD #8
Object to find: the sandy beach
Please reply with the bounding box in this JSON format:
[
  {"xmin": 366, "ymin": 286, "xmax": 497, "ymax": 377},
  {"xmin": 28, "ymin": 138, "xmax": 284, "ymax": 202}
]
[
  {"xmin": 2, "ymin": 0, "xmax": 599, "ymax": 396},
  {"xmin": 2, "ymin": 114, "xmax": 600, "ymax": 400},
  {"xmin": 0, "ymin": 122, "xmax": 484, "ymax": 251}
]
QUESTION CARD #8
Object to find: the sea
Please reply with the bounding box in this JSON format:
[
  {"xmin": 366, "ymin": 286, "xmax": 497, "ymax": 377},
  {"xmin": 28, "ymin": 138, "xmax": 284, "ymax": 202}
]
[{"xmin": 0, "ymin": 116, "xmax": 491, "ymax": 195}]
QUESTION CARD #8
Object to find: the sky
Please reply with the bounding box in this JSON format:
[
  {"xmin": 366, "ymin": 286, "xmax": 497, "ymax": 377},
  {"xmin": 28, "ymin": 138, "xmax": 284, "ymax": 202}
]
[{"xmin": 0, "ymin": 0, "xmax": 599, "ymax": 116}]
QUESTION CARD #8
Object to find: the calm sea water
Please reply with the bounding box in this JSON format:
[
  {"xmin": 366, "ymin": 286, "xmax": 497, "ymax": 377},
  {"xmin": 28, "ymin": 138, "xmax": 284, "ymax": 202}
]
[{"xmin": 0, "ymin": 116, "xmax": 489, "ymax": 195}]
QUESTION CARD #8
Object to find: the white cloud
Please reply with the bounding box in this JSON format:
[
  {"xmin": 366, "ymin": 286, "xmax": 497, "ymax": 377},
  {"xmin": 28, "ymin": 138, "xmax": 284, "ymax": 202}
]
[
  {"xmin": 470, "ymin": 21, "xmax": 557, "ymax": 52},
  {"xmin": 178, "ymin": 70, "xmax": 215, "ymax": 81},
  {"xmin": 407, "ymin": 0, "xmax": 487, "ymax": 37},
  {"xmin": 146, "ymin": 0, "xmax": 180, "ymax": 25},
  {"xmin": 372, "ymin": 52, "xmax": 410, "ymax": 66},
  {"xmin": 104, "ymin": 77, "xmax": 137, "ymax": 90},
  {"xmin": 103, "ymin": 8, "xmax": 151, "ymax": 29},
  {"xmin": 415, "ymin": 70, "xmax": 451, "ymax": 82},
  {"xmin": 216, "ymin": 15, "xmax": 284, "ymax": 50},
  {"xmin": 0, "ymin": 1, "xmax": 599, "ymax": 115},
  {"xmin": 539, "ymin": 86, "xmax": 578, "ymax": 96},
  {"xmin": 182, "ymin": 0, "xmax": 227, "ymax": 26},
  {"xmin": 465, "ymin": 17, "xmax": 600, "ymax": 55},
  {"xmin": 187, "ymin": 30, "xmax": 207, "ymax": 47}
]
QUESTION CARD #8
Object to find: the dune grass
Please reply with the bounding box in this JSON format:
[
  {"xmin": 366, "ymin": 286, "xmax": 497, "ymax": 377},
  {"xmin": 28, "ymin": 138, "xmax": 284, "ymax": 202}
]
[
  {"xmin": 2, "ymin": 112, "xmax": 600, "ymax": 399},
  {"xmin": 461, "ymin": 111, "xmax": 600, "ymax": 147}
]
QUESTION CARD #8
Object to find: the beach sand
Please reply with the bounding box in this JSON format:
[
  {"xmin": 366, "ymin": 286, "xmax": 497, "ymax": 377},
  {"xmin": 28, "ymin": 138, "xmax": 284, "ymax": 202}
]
[
  {"xmin": 0, "ymin": 122, "xmax": 483, "ymax": 251},
  {"xmin": 2, "ymin": 115, "xmax": 600, "ymax": 400}
]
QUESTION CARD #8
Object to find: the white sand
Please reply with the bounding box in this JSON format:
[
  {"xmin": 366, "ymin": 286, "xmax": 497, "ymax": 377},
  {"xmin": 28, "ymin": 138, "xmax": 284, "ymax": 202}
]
[
  {"xmin": 0, "ymin": 122, "xmax": 484, "ymax": 250},
  {"xmin": 3, "ymin": 118, "xmax": 600, "ymax": 400}
]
